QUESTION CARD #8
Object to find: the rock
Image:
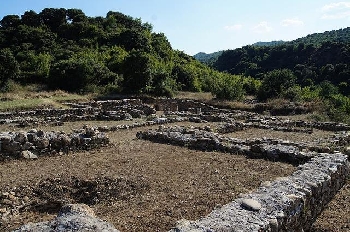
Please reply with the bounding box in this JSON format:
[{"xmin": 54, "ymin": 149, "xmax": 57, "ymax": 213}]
[
  {"xmin": 21, "ymin": 150, "xmax": 38, "ymax": 159},
  {"xmin": 344, "ymin": 146, "xmax": 350, "ymax": 156},
  {"xmin": 13, "ymin": 204, "xmax": 120, "ymax": 232},
  {"xmin": 3, "ymin": 141, "xmax": 21, "ymax": 153},
  {"xmin": 37, "ymin": 130, "xmax": 45, "ymax": 137},
  {"xmin": 241, "ymin": 198, "xmax": 262, "ymax": 211},
  {"xmin": 14, "ymin": 132, "xmax": 27, "ymax": 144},
  {"xmin": 28, "ymin": 129, "xmax": 37, "ymax": 134},
  {"xmin": 26, "ymin": 133, "xmax": 37, "ymax": 143}
]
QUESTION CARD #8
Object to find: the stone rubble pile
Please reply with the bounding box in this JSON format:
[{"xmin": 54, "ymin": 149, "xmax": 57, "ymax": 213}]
[
  {"xmin": 170, "ymin": 153, "xmax": 349, "ymax": 232},
  {"xmin": 0, "ymin": 126, "xmax": 109, "ymax": 160}
]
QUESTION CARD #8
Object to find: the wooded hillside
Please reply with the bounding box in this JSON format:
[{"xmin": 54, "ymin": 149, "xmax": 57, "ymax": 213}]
[{"xmin": 0, "ymin": 8, "xmax": 243, "ymax": 97}]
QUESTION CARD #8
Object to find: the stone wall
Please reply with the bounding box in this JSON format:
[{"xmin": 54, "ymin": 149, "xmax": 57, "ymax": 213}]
[
  {"xmin": 137, "ymin": 125, "xmax": 350, "ymax": 231},
  {"xmin": 0, "ymin": 99, "xmax": 156, "ymax": 126},
  {"xmin": 0, "ymin": 126, "xmax": 109, "ymax": 160},
  {"xmin": 170, "ymin": 153, "xmax": 349, "ymax": 232},
  {"xmin": 137, "ymin": 126, "xmax": 331, "ymax": 164}
]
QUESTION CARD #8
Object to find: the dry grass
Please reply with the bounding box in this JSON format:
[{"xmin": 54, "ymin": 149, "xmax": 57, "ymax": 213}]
[
  {"xmin": 175, "ymin": 91, "xmax": 214, "ymax": 101},
  {"xmin": 0, "ymin": 88, "xmax": 92, "ymax": 111}
]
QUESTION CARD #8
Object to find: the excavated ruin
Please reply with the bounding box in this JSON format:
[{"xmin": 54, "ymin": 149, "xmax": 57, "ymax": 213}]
[{"xmin": 0, "ymin": 98, "xmax": 349, "ymax": 231}]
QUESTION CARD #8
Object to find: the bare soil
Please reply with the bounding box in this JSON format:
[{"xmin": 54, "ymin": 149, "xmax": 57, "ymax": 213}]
[
  {"xmin": 311, "ymin": 179, "xmax": 350, "ymax": 232},
  {"xmin": 0, "ymin": 120, "xmax": 349, "ymax": 231}
]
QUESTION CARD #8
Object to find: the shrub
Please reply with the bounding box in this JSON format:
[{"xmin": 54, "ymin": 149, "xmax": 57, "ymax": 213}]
[{"xmin": 212, "ymin": 74, "xmax": 244, "ymax": 100}]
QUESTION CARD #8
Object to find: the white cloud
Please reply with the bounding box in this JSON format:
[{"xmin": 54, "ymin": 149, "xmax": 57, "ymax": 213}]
[
  {"xmin": 281, "ymin": 18, "xmax": 304, "ymax": 27},
  {"xmin": 321, "ymin": 2, "xmax": 350, "ymax": 19},
  {"xmin": 224, "ymin": 24, "xmax": 243, "ymax": 31},
  {"xmin": 252, "ymin": 21, "xmax": 272, "ymax": 33},
  {"xmin": 322, "ymin": 2, "xmax": 350, "ymax": 11}
]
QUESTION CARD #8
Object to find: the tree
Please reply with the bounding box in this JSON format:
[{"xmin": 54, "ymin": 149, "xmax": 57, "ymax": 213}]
[
  {"xmin": 49, "ymin": 55, "xmax": 117, "ymax": 92},
  {"xmin": 21, "ymin": 10, "xmax": 42, "ymax": 27},
  {"xmin": 122, "ymin": 50, "xmax": 155, "ymax": 94},
  {"xmin": 66, "ymin": 9, "xmax": 87, "ymax": 23},
  {"xmin": 39, "ymin": 8, "xmax": 67, "ymax": 32},
  {"xmin": 0, "ymin": 15, "xmax": 21, "ymax": 29},
  {"xmin": 211, "ymin": 74, "xmax": 244, "ymax": 100},
  {"xmin": 151, "ymin": 32, "xmax": 173, "ymax": 61},
  {"xmin": 119, "ymin": 29, "xmax": 151, "ymax": 51},
  {"xmin": 0, "ymin": 48, "xmax": 19, "ymax": 90},
  {"xmin": 258, "ymin": 69, "xmax": 296, "ymax": 100}
]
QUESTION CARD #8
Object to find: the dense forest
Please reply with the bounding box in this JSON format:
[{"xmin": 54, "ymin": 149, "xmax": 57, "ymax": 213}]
[
  {"xmin": 194, "ymin": 27, "xmax": 350, "ymax": 122},
  {"xmin": 0, "ymin": 8, "xmax": 246, "ymax": 98}
]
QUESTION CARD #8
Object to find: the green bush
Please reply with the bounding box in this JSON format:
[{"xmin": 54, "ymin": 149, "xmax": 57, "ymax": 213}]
[
  {"xmin": 242, "ymin": 76, "xmax": 261, "ymax": 95},
  {"xmin": 212, "ymin": 74, "xmax": 244, "ymax": 100},
  {"xmin": 257, "ymin": 69, "xmax": 296, "ymax": 101}
]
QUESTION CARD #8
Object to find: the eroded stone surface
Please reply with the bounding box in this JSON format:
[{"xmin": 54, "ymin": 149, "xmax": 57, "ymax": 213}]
[{"xmin": 13, "ymin": 204, "xmax": 119, "ymax": 232}]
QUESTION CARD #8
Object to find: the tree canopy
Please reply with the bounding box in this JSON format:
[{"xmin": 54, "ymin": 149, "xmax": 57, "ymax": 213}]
[{"xmin": 0, "ymin": 8, "xmax": 245, "ymax": 98}]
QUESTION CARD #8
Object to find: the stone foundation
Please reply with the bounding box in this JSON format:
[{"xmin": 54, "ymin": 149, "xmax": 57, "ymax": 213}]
[
  {"xmin": 0, "ymin": 126, "xmax": 109, "ymax": 160},
  {"xmin": 170, "ymin": 153, "xmax": 349, "ymax": 232}
]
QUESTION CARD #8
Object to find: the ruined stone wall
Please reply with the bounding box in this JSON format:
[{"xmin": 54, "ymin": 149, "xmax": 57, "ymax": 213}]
[
  {"xmin": 137, "ymin": 126, "xmax": 327, "ymax": 164},
  {"xmin": 170, "ymin": 153, "xmax": 349, "ymax": 232},
  {"xmin": 0, "ymin": 126, "xmax": 109, "ymax": 160},
  {"xmin": 136, "ymin": 126, "xmax": 350, "ymax": 231}
]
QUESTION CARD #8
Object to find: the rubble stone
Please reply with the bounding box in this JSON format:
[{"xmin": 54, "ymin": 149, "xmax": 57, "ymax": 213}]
[{"xmin": 13, "ymin": 204, "xmax": 119, "ymax": 232}]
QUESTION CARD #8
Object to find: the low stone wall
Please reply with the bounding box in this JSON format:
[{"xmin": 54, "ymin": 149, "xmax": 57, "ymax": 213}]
[
  {"xmin": 137, "ymin": 126, "xmax": 350, "ymax": 231},
  {"xmin": 170, "ymin": 153, "xmax": 349, "ymax": 232},
  {"xmin": 152, "ymin": 98, "xmax": 220, "ymax": 113},
  {"xmin": 0, "ymin": 126, "xmax": 109, "ymax": 160},
  {"xmin": 137, "ymin": 126, "xmax": 323, "ymax": 164},
  {"xmin": 0, "ymin": 99, "xmax": 156, "ymax": 125},
  {"xmin": 164, "ymin": 109, "xmax": 350, "ymax": 132}
]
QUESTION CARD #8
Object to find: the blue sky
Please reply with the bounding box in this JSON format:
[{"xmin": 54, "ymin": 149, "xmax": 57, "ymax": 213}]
[{"xmin": 1, "ymin": 0, "xmax": 350, "ymax": 55}]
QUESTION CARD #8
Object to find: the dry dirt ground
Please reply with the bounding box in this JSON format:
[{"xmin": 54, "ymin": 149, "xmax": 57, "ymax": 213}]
[{"xmin": 0, "ymin": 120, "xmax": 349, "ymax": 231}]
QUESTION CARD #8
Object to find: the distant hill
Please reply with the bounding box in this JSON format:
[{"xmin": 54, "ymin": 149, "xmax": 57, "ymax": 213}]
[
  {"xmin": 252, "ymin": 40, "xmax": 285, "ymax": 47},
  {"xmin": 193, "ymin": 51, "xmax": 223, "ymax": 65},
  {"xmin": 291, "ymin": 27, "xmax": 350, "ymax": 46},
  {"xmin": 250, "ymin": 28, "xmax": 350, "ymax": 48},
  {"xmin": 211, "ymin": 27, "xmax": 350, "ymax": 89}
]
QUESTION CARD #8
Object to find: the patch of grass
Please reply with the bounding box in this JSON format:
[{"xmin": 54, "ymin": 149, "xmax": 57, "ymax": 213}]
[
  {"xmin": 0, "ymin": 84, "xmax": 93, "ymax": 111},
  {"xmin": 175, "ymin": 91, "xmax": 214, "ymax": 101},
  {"xmin": 208, "ymin": 100, "xmax": 254, "ymax": 111}
]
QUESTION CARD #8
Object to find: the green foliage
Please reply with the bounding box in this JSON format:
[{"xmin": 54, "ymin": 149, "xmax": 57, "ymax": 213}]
[
  {"xmin": 319, "ymin": 81, "xmax": 339, "ymax": 98},
  {"xmin": 242, "ymin": 77, "xmax": 261, "ymax": 95},
  {"xmin": 211, "ymin": 28, "xmax": 350, "ymax": 92},
  {"xmin": 211, "ymin": 74, "xmax": 244, "ymax": 100},
  {"xmin": 326, "ymin": 94, "xmax": 350, "ymax": 123},
  {"xmin": 257, "ymin": 69, "xmax": 296, "ymax": 101},
  {"xmin": 122, "ymin": 50, "xmax": 155, "ymax": 94},
  {"xmin": 0, "ymin": 48, "xmax": 19, "ymax": 91},
  {"xmin": 0, "ymin": 8, "xmax": 240, "ymax": 97},
  {"xmin": 49, "ymin": 52, "xmax": 118, "ymax": 92},
  {"xmin": 281, "ymin": 85, "xmax": 302, "ymax": 102},
  {"xmin": 299, "ymin": 86, "xmax": 321, "ymax": 102}
]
